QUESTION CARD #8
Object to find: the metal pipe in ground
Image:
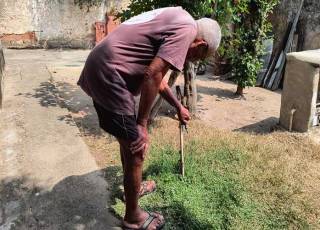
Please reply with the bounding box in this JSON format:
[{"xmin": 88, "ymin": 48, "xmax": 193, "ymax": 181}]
[
  {"xmin": 180, "ymin": 123, "xmax": 185, "ymax": 177},
  {"xmin": 289, "ymin": 108, "xmax": 296, "ymax": 132},
  {"xmin": 176, "ymin": 85, "xmax": 185, "ymax": 177}
]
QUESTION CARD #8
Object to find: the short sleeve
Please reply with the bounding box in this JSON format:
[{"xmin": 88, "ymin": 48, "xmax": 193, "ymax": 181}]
[{"xmin": 156, "ymin": 25, "xmax": 197, "ymax": 72}]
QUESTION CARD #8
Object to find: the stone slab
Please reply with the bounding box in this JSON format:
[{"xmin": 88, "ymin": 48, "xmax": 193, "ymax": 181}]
[{"xmin": 287, "ymin": 49, "xmax": 320, "ymax": 66}]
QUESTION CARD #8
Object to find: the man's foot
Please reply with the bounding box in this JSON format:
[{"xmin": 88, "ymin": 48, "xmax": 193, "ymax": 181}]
[
  {"xmin": 123, "ymin": 180, "xmax": 156, "ymax": 201},
  {"xmin": 123, "ymin": 211, "xmax": 165, "ymax": 230},
  {"xmin": 139, "ymin": 180, "xmax": 156, "ymax": 197}
]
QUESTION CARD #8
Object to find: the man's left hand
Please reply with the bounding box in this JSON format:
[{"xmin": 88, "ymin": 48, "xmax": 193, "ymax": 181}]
[{"xmin": 178, "ymin": 106, "xmax": 191, "ymax": 125}]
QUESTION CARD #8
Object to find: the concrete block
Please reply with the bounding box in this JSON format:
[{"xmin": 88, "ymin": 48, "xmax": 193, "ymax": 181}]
[{"xmin": 280, "ymin": 50, "xmax": 320, "ymax": 132}]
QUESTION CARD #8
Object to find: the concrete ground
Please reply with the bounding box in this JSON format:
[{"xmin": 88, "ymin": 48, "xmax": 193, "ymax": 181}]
[{"xmin": 0, "ymin": 49, "xmax": 120, "ymax": 229}]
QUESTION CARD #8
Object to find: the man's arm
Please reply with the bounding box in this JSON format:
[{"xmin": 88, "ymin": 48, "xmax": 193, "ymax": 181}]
[
  {"xmin": 130, "ymin": 57, "xmax": 169, "ymax": 155},
  {"xmin": 158, "ymin": 81, "xmax": 180, "ymax": 109},
  {"xmin": 159, "ymin": 80, "xmax": 190, "ymax": 125},
  {"xmin": 136, "ymin": 57, "xmax": 170, "ymax": 127}
]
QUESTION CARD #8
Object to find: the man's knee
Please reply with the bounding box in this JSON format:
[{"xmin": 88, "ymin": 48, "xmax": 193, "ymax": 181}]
[
  {"xmin": 129, "ymin": 150, "xmax": 145, "ymax": 167},
  {"xmin": 118, "ymin": 139, "xmax": 145, "ymax": 167}
]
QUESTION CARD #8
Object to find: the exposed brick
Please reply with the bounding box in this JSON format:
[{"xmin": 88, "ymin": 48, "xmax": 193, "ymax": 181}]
[
  {"xmin": 0, "ymin": 31, "xmax": 37, "ymax": 48},
  {"xmin": 95, "ymin": 22, "xmax": 106, "ymax": 45},
  {"xmin": 106, "ymin": 16, "xmax": 120, "ymax": 35}
]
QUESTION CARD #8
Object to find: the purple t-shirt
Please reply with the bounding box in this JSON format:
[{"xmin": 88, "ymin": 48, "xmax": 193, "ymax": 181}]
[{"xmin": 78, "ymin": 7, "xmax": 197, "ymax": 115}]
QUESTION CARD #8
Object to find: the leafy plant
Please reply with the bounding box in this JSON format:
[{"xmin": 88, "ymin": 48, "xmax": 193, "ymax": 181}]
[
  {"xmin": 116, "ymin": 0, "xmax": 214, "ymax": 21},
  {"xmin": 230, "ymin": 0, "xmax": 279, "ymax": 95}
]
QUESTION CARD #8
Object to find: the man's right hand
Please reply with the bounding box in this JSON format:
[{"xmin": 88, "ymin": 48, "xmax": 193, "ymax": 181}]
[{"xmin": 130, "ymin": 124, "xmax": 149, "ymax": 158}]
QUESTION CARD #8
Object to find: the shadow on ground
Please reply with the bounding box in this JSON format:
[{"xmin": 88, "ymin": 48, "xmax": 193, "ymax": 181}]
[
  {"xmin": 17, "ymin": 81, "xmax": 104, "ymax": 137},
  {"xmin": 197, "ymin": 85, "xmax": 244, "ymax": 100},
  {"xmin": 234, "ymin": 117, "xmax": 279, "ymax": 134},
  {"xmin": 0, "ymin": 168, "xmax": 122, "ymax": 229}
]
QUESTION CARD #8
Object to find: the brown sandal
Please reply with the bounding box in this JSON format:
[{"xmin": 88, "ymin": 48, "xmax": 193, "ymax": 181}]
[
  {"xmin": 139, "ymin": 180, "xmax": 156, "ymax": 197},
  {"xmin": 123, "ymin": 180, "xmax": 156, "ymax": 201},
  {"xmin": 122, "ymin": 211, "xmax": 165, "ymax": 230}
]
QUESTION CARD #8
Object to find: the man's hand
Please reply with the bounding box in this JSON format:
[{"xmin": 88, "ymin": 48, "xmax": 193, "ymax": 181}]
[
  {"xmin": 130, "ymin": 124, "xmax": 149, "ymax": 158},
  {"xmin": 178, "ymin": 106, "xmax": 190, "ymax": 125}
]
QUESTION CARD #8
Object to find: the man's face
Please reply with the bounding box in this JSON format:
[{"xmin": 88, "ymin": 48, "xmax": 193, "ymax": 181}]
[{"xmin": 186, "ymin": 39, "xmax": 209, "ymax": 62}]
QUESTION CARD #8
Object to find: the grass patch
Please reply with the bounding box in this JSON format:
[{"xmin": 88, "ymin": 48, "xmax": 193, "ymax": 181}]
[{"xmin": 111, "ymin": 119, "xmax": 320, "ymax": 229}]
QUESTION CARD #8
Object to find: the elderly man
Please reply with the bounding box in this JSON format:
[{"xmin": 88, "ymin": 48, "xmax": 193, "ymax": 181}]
[{"xmin": 78, "ymin": 6, "xmax": 221, "ymax": 230}]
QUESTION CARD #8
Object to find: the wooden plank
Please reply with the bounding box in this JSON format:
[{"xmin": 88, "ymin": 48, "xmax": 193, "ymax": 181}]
[
  {"xmin": 267, "ymin": 51, "xmax": 284, "ymax": 88},
  {"xmin": 271, "ymin": 0, "xmax": 304, "ymax": 90},
  {"xmin": 263, "ymin": 21, "xmax": 293, "ymax": 88}
]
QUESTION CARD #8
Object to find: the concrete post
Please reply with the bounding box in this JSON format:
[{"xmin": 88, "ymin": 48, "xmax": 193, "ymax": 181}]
[{"xmin": 280, "ymin": 50, "xmax": 320, "ymax": 132}]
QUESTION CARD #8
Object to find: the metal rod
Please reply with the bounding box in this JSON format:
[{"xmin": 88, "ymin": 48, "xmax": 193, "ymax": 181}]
[
  {"xmin": 289, "ymin": 108, "xmax": 296, "ymax": 132},
  {"xmin": 180, "ymin": 124, "xmax": 185, "ymax": 177}
]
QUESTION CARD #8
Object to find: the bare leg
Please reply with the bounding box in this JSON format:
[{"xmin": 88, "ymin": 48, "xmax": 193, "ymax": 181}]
[
  {"xmin": 118, "ymin": 138, "xmax": 163, "ymax": 229},
  {"xmin": 120, "ymin": 141, "xmax": 156, "ymax": 203},
  {"xmin": 119, "ymin": 138, "xmax": 144, "ymax": 221},
  {"xmin": 119, "ymin": 143, "xmax": 126, "ymax": 173}
]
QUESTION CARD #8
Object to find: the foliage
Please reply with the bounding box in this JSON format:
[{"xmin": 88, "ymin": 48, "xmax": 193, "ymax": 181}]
[
  {"xmin": 117, "ymin": 0, "xmax": 279, "ymax": 91},
  {"xmin": 116, "ymin": 0, "xmax": 214, "ymax": 21},
  {"xmin": 230, "ymin": 0, "xmax": 280, "ymax": 90}
]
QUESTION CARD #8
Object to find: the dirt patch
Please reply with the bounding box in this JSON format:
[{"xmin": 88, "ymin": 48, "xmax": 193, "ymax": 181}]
[
  {"xmin": 47, "ymin": 64, "xmax": 319, "ymax": 166},
  {"xmin": 158, "ymin": 67, "xmax": 281, "ymax": 134}
]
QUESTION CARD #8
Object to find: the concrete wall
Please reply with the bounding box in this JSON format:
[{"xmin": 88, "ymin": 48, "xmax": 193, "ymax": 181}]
[
  {"xmin": 0, "ymin": 0, "xmax": 128, "ymax": 48},
  {"xmin": 271, "ymin": 0, "xmax": 320, "ymax": 52},
  {"xmin": 0, "ymin": 41, "xmax": 4, "ymax": 108}
]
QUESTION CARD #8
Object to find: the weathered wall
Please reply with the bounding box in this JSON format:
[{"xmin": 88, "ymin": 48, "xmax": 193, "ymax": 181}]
[
  {"xmin": 271, "ymin": 0, "xmax": 320, "ymax": 52},
  {"xmin": 0, "ymin": 0, "xmax": 128, "ymax": 48},
  {"xmin": 0, "ymin": 41, "xmax": 4, "ymax": 108}
]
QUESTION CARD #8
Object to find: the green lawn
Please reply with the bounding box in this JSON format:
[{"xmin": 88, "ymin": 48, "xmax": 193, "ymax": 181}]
[{"xmin": 110, "ymin": 120, "xmax": 319, "ymax": 229}]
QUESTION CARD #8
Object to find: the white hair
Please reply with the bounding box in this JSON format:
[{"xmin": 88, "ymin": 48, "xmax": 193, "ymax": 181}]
[{"xmin": 196, "ymin": 18, "xmax": 222, "ymax": 55}]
